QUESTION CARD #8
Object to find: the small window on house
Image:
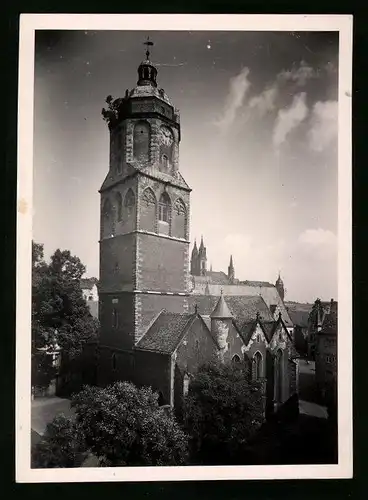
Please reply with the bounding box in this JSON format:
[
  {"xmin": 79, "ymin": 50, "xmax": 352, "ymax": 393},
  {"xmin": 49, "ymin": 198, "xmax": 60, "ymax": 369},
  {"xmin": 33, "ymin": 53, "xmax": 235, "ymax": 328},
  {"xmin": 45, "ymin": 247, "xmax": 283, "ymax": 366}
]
[
  {"xmin": 88, "ymin": 295, "xmax": 93, "ymax": 301},
  {"xmin": 183, "ymin": 374, "xmax": 190, "ymax": 397},
  {"xmin": 195, "ymin": 340, "xmax": 199, "ymax": 349},
  {"xmin": 232, "ymin": 354, "xmax": 241, "ymax": 364},
  {"xmin": 112, "ymin": 353, "xmax": 117, "ymax": 372},
  {"xmin": 252, "ymin": 351, "xmax": 263, "ymax": 380}
]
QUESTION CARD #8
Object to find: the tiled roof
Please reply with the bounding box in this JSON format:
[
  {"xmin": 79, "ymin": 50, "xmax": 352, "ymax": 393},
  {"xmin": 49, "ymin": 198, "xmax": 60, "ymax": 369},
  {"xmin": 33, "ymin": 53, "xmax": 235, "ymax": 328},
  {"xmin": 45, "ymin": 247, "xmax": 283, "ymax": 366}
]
[
  {"xmin": 240, "ymin": 280, "xmax": 274, "ymax": 287},
  {"xmin": 191, "ymin": 282, "xmax": 293, "ymax": 327},
  {"xmin": 240, "ymin": 320, "xmax": 258, "ymax": 345},
  {"xmin": 188, "ymin": 295, "xmax": 274, "ymax": 330},
  {"xmin": 287, "ymin": 309, "xmax": 310, "ymax": 328},
  {"xmin": 260, "ymin": 320, "xmax": 277, "ymax": 343},
  {"xmin": 207, "ymin": 271, "xmax": 230, "ymax": 284},
  {"xmin": 135, "ymin": 312, "xmax": 195, "ymax": 354}
]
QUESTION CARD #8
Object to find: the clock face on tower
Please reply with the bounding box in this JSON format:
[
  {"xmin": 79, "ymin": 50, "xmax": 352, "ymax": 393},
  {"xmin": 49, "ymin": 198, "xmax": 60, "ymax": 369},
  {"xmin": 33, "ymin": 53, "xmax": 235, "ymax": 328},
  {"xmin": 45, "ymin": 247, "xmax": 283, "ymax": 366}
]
[{"xmin": 159, "ymin": 126, "xmax": 174, "ymax": 147}]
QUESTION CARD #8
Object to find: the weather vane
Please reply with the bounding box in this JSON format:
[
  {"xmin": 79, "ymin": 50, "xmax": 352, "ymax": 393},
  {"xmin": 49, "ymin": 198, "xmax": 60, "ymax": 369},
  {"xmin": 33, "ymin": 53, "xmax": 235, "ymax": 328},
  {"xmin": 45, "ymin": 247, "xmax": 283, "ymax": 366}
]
[{"xmin": 144, "ymin": 36, "xmax": 154, "ymax": 60}]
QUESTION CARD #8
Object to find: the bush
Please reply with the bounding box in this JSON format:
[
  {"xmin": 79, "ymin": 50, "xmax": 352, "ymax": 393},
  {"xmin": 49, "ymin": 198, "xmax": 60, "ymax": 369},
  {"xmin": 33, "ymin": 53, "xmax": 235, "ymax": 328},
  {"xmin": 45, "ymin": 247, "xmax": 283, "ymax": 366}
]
[
  {"xmin": 32, "ymin": 415, "xmax": 87, "ymax": 468},
  {"xmin": 72, "ymin": 382, "xmax": 189, "ymax": 466}
]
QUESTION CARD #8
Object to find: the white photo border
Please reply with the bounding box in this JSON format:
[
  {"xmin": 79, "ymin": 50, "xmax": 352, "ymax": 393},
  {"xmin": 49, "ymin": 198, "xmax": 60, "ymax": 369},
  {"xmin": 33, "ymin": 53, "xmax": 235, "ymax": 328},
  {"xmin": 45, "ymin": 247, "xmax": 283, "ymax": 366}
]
[{"xmin": 16, "ymin": 13, "xmax": 353, "ymax": 483}]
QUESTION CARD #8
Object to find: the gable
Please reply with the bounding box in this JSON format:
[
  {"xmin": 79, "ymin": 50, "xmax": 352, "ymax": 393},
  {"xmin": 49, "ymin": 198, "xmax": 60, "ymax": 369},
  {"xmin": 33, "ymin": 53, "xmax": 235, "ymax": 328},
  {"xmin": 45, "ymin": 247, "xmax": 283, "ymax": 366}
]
[
  {"xmin": 269, "ymin": 322, "xmax": 291, "ymax": 351},
  {"xmin": 241, "ymin": 322, "xmax": 268, "ymax": 353}
]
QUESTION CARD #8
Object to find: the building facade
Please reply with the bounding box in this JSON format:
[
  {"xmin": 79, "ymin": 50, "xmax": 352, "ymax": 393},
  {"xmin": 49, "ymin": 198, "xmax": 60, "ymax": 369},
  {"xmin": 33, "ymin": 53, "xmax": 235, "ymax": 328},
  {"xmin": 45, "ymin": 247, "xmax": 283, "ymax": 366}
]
[{"xmin": 315, "ymin": 299, "xmax": 337, "ymax": 404}]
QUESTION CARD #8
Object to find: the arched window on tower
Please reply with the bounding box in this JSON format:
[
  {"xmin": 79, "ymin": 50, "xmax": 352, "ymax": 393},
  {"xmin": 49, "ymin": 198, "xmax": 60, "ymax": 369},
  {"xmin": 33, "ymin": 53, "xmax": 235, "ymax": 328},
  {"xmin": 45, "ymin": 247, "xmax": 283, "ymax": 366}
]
[
  {"xmin": 102, "ymin": 198, "xmax": 115, "ymax": 238},
  {"xmin": 162, "ymin": 154, "xmax": 168, "ymax": 171},
  {"xmin": 252, "ymin": 351, "xmax": 263, "ymax": 380},
  {"xmin": 124, "ymin": 188, "xmax": 135, "ymax": 216},
  {"xmin": 116, "ymin": 192, "xmax": 123, "ymax": 222},
  {"xmin": 158, "ymin": 192, "xmax": 171, "ymax": 229},
  {"xmin": 140, "ymin": 187, "xmax": 156, "ymax": 232},
  {"xmin": 172, "ymin": 197, "xmax": 187, "ymax": 239},
  {"xmin": 133, "ymin": 121, "xmax": 150, "ymax": 162}
]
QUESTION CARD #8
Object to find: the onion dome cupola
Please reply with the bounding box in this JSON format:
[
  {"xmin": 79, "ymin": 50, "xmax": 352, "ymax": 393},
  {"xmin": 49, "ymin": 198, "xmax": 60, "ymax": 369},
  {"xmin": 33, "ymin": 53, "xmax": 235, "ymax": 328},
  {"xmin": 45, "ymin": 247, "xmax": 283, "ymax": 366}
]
[{"xmin": 137, "ymin": 37, "xmax": 158, "ymax": 87}]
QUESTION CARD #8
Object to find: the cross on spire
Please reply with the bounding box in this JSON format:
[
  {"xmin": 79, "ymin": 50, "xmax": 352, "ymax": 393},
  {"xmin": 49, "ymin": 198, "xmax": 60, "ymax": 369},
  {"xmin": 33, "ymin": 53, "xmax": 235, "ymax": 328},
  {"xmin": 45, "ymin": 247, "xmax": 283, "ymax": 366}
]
[{"xmin": 144, "ymin": 36, "xmax": 154, "ymax": 60}]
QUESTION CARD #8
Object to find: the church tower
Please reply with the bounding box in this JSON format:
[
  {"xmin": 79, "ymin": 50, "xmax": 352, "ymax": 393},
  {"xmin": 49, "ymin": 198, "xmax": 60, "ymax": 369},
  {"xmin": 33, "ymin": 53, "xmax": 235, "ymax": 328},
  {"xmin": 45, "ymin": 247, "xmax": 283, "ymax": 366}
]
[
  {"xmin": 198, "ymin": 236, "xmax": 207, "ymax": 276},
  {"xmin": 228, "ymin": 255, "xmax": 235, "ymax": 284},
  {"xmin": 275, "ymin": 272, "xmax": 285, "ymax": 302},
  {"xmin": 190, "ymin": 239, "xmax": 199, "ymax": 275},
  {"xmin": 98, "ymin": 38, "xmax": 191, "ymax": 382}
]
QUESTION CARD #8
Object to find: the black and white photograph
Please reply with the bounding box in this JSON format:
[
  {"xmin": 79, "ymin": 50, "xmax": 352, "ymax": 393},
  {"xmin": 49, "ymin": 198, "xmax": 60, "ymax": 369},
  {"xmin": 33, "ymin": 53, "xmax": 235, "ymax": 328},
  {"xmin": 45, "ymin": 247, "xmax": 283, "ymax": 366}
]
[{"xmin": 16, "ymin": 14, "xmax": 352, "ymax": 482}]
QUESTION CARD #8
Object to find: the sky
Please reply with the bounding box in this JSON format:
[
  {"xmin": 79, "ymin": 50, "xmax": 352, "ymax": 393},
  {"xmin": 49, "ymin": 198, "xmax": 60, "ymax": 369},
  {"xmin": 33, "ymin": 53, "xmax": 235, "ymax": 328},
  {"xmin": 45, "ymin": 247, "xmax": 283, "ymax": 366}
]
[{"xmin": 33, "ymin": 30, "xmax": 339, "ymax": 303}]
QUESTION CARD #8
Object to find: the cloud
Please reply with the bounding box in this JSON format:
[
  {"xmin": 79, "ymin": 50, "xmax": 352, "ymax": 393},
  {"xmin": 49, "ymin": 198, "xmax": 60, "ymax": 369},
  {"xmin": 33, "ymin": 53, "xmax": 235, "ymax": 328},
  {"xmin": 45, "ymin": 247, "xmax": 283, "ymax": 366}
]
[
  {"xmin": 201, "ymin": 229, "xmax": 337, "ymax": 302},
  {"xmin": 298, "ymin": 228, "xmax": 337, "ymax": 248},
  {"xmin": 248, "ymin": 61, "xmax": 317, "ymax": 118},
  {"xmin": 249, "ymin": 86, "xmax": 278, "ymax": 117},
  {"xmin": 277, "ymin": 60, "xmax": 317, "ymax": 87},
  {"xmin": 272, "ymin": 92, "xmax": 308, "ymax": 148},
  {"xmin": 215, "ymin": 67, "xmax": 251, "ymax": 132},
  {"xmin": 308, "ymin": 100, "xmax": 338, "ymax": 152}
]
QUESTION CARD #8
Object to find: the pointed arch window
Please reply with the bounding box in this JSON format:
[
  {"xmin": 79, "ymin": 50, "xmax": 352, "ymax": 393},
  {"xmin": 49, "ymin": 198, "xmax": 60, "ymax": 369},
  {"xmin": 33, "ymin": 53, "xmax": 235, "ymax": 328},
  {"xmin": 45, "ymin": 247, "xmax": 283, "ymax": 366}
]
[
  {"xmin": 102, "ymin": 198, "xmax": 115, "ymax": 238},
  {"xmin": 133, "ymin": 121, "xmax": 150, "ymax": 162},
  {"xmin": 116, "ymin": 192, "xmax": 123, "ymax": 221},
  {"xmin": 124, "ymin": 188, "xmax": 135, "ymax": 217},
  {"xmin": 232, "ymin": 354, "xmax": 241, "ymax": 365},
  {"xmin": 252, "ymin": 351, "xmax": 263, "ymax": 380},
  {"xmin": 183, "ymin": 373, "xmax": 190, "ymax": 397},
  {"xmin": 162, "ymin": 154, "xmax": 168, "ymax": 171},
  {"xmin": 158, "ymin": 192, "xmax": 171, "ymax": 223}
]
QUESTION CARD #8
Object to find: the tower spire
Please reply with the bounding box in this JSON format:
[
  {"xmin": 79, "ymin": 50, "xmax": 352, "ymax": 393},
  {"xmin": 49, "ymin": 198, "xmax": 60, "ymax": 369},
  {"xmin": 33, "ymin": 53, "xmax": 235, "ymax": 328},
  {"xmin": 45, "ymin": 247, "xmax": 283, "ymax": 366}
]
[
  {"xmin": 143, "ymin": 36, "xmax": 154, "ymax": 61},
  {"xmin": 228, "ymin": 254, "xmax": 235, "ymax": 284},
  {"xmin": 137, "ymin": 37, "xmax": 157, "ymax": 87},
  {"xmin": 275, "ymin": 271, "xmax": 285, "ymax": 302}
]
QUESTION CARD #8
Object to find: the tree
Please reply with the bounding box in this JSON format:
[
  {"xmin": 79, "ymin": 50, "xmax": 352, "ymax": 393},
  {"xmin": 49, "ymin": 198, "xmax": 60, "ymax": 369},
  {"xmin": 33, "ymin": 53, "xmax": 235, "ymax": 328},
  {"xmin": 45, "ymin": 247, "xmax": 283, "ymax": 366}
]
[
  {"xmin": 71, "ymin": 382, "xmax": 189, "ymax": 466},
  {"xmin": 183, "ymin": 362, "xmax": 265, "ymax": 464},
  {"xmin": 32, "ymin": 241, "xmax": 99, "ymax": 391},
  {"xmin": 32, "ymin": 415, "xmax": 87, "ymax": 468}
]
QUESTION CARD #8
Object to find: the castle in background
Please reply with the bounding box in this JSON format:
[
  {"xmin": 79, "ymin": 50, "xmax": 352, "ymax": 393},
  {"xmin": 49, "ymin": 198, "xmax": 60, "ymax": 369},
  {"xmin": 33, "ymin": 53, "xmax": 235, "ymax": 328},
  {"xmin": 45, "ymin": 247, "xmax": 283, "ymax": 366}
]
[{"xmin": 76, "ymin": 40, "xmax": 299, "ymax": 414}]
